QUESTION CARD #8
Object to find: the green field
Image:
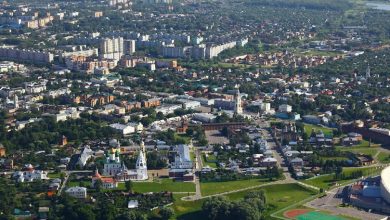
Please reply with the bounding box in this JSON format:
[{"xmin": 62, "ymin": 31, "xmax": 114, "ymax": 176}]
[
  {"xmin": 173, "ymin": 183, "xmax": 317, "ymax": 220},
  {"xmin": 337, "ymin": 145, "xmax": 378, "ymax": 157},
  {"xmin": 200, "ymin": 178, "xmax": 273, "ymax": 196},
  {"xmin": 47, "ymin": 172, "xmax": 62, "ymax": 179},
  {"xmin": 174, "ymin": 133, "xmax": 191, "ymax": 144},
  {"xmin": 319, "ymin": 156, "xmax": 348, "ymax": 161},
  {"xmin": 118, "ymin": 178, "xmax": 196, "ymax": 193},
  {"xmin": 377, "ymin": 152, "xmax": 390, "ymax": 163},
  {"xmin": 202, "ymin": 153, "xmax": 217, "ymax": 168},
  {"xmin": 302, "ymin": 166, "xmax": 382, "ymax": 189},
  {"xmin": 67, "ymin": 180, "xmax": 91, "ymax": 188},
  {"xmin": 172, "ymin": 194, "xmax": 204, "ymax": 220},
  {"xmin": 304, "ymin": 124, "xmax": 335, "ymax": 137},
  {"xmin": 296, "ymin": 211, "xmax": 345, "ymax": 220}
]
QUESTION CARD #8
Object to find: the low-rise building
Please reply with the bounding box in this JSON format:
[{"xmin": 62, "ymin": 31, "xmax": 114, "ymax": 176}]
[{"xmin": 65, "ymin": 187, "xmax": 87, "ymax": 199}]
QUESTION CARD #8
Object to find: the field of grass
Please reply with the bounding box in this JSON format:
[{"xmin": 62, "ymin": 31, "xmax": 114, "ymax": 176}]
[
  {"xmin": 174, "ymin": 133, "xmax": 191, "ymax": 144},
  {"xmin": 202, "ymin": 153, "xmax": 217, "ymax": 168},
  {"xmin": 172, "ymin": 194, "xmax": 204, "ymax": 220},
  {"xmin": 304, "ymin": 124, "xmax": 335, "ymax": 137},
  {"xmin": 337, "ymin": 145, "xmax": 378, "ymax": 157},
  {"xmin": 319, "ymin": 156, "xmax": 348, "ymax": 161},
  {"xmin": 118, "ymin": 178, "xmax": 196, "ymax": 193},
  {"xmin": 67, "ymin": 180, "xmax": 91, "ymax": 188},
  {"xmin": 377, "ymin": 152, "xmax": 390, "ymax": 163},
  {"xmin": 302, "ymin": 166, "xmax": 382, "ymax": 189},
  {"xmin": 200, "ymin": 178, "xmax": 272, "ymax": 196},
  {"xmin": 173, "ymin": 183, "xmax": 317, "ymax": 220},
  {"xmin": 47, "ymin": 172, "xmax": 62, "ymax": 179}
]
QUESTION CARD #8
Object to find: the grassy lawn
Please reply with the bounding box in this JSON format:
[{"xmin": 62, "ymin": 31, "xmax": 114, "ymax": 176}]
[
  {"xmin": 200, "ymin": 178, "xmax": 273, "ymax": 196},
  {"xmin": 202, "ymin": 153, "xmax": 217, "ymax": 168},
  {"xmin": 377, "ymin": 152, "xmax": 390, "ymax": 163},
  {"xmin": 304, "ymin": 124, "xmax": 335, "ymax": 137},
  {"xmin": 175, "ymin": 134, "xmax": 191, "ymax": 144},
  {"xmin": 173, "ymin": 183, "xmax": 316, "ymax": 220},
  {"xmin": 302, "ymin": 166, "xmax": 382, "ymax": 190},
  {"xmin": 47, "ymin": 172, "xmax": 62, "ymax": 179},
  {"xmin": 336, "ymin": 140, "xmax": 381, "ymax": 157},
  {"xmin": 118, "ymin": 178, "xmax": 196, "ymax": 193},
  {"xmin": 67, "ymin": 180, "xmax": 91, "ymax": 188},
  {"xmin": 319, "ymin": 156, "xmax": 348, "ymax": 161},
  {"xmin": 190, "ymin": 151, "xmax": 196, "ymax": 161},
  {"xmin": 337, "ymin": 146, "xmax": 378, "ymax": 157},
  {"xmin": 172, "ymin": 194, "xmax": 204, "ymax": 220}
]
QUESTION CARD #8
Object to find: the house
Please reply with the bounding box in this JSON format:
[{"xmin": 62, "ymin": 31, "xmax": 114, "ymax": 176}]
[
  {"xmin": 348, "ymin": 132, "xmax": 363, "ymax": 141},
  {"xmin": 169, "ymin": 145, "xmax": 194, "ymax": 180},
  {"xmin": 92, "ymin": 170, "xmax": 118, "ymax": 189},
  {"xmin": 110, "ymin": 122, "xmax": 143, "ymax": 135},
  {"xmin": 170, "ymin": 145, "xmax": 193, "ymax": 169},
  {"xmin": 303, "ymin": 115, "xmax": 321, "ymax": 125},
  {"xmin": 77, "ymin": 146, "xmax": 93, "ymax": 167},
  {"xmin": 260, "ymin": 157, "xmax": 277, "ymax": 167},
  {"xmin": 65, "ymin": 187, "xmax": 87, "ymax": 199},
  {"xmin": 278, "ymin": 104, "xmax": 292, "ymax": 113},
  {"xmin": 110, "ymin": 123, "xmax": 135, "ymax": 135},
  {"xmin": 252, "ymin": 154, "xmax": 264, "ymax": 165},
  {"xmin": 290, "ymin": 157, "xmax": 304, "ymax": 168},
  {"xmin": 12, "ymin": 164, "xmax": 48, "ymax": 182},
  {"xmin": 342, "ymin": 137, "xmax": 360, "ymax": 146}
]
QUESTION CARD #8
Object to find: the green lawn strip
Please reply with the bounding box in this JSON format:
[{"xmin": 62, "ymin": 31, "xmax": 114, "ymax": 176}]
[
  {"xmin": 202, "ymin": 153, "xmax": 217, "ymax": 168},
  {"xmin": 174, "ymin": 133, "xmax": 191, "ymax": 144},
  {"xmin": 67, "ymin": 180, "xmax": 91, "ymax": 188},
  {"xmin": 47, "ymin": 172, "xmax": 62, "ymax": 179},
  {"xmin": 118, "ymin": 178, "xmax": 196, "ymax": 193},
  {"xmin": 377, "ymin": 152, "xmax": 390, "ymax": 163},
  {"xmin": 336, "ymin": 143, "xmax": 378, "ymax": 156},
  {"xmin": 173, "ymin": 183, "xmax": 316, "ymax": 220},
  {"xmin": 200, "ymin": 178, "xmax": 274, "ymax": 196},
  {"xmin": 171, "ymin": 194, "xmax": 205, "ymax": 220},
  {"xmin": 303, "ymin": 124, "xmax": 335, "ymax": 137},
  {"xmin": 319, "ymin": 156, "xmax": 349, "ymax": 161},
  {"xmin": 302, "ymin": 166, "xmax": 383, "ymax": 190}
]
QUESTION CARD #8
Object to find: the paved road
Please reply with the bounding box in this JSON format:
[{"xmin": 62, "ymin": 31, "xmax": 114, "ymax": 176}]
[{"xmin": 187, "ymin": 148, "xmax": 202, "ymax": 200}]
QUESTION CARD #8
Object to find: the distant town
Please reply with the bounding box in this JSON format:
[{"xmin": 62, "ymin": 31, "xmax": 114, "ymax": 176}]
[{"xmin": 2, "ymin": 0, "xmax": 390, "ymax": 220}]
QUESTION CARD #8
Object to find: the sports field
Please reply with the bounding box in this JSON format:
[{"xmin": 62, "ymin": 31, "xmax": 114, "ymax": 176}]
[{"xmin": 285, "ymin": 210, "xmax": 345, "ymax": 220}]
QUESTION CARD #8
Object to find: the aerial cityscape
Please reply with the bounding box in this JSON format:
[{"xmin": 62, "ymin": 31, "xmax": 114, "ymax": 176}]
[{"xmin": 3, "ymin": 0, "xmax": 390, "ymax": 219}]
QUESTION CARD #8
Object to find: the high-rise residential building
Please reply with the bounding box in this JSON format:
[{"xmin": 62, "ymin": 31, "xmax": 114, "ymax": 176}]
[
  {"xmin": 234, "ymin": 89, "xmax": 243, "ymax": 115},
  {"xmin": 99, "ymin": 37, "xmax": 124, "ymax": 61},
  {"xmin": 366, "ymin": 64, "xmax": 371, "ymax": 78},
  {"xmin": 123, "ymin": 39, "xmax": 136, "ymax": 55}
]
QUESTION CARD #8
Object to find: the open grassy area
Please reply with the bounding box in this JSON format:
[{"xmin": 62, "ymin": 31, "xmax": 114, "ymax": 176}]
[
  {"xmin": 200, "ymin": 178, "xmax": 273, "ymax": 196},
  {"xmin": 202, "ymin": 153, "xmax": 217, "ymax": 168},
  {"xmin": 319, "ymin": 156, "xmax": 348, "ymax": 161},
  {"xmin": 377, "ymin": 152, "xmax": 390, "ymax": 163},
  {"xmin": 336, "ymin": 144, "xmax": 378, "ymax": 157},
  {"xmin": 173, "ymin": 183, "xmax": 317, "ymax": 220},
  {"xmin": 304, "ymin": 124, "xmax": 335, "ymax": 137},
  {"xmin": 302, "ymin": 166, "xmax": 382, "ymax": 189},
  {"xmin": 67, "ymin": 180, "xmax": 91, "ymax": 188},
  {"xmin": 47, "ymin": 172, "xmax": 62, "ymax": 179},
  {"xmin": 118, "ymin": 178, "xmax": 196, "ymax": 193},
  {"xmin": 172, "ymin": 194, "xmax": 204, "ymax": 220},
  {"xmin": 174, "ymin": 133, "xmax": 191, "ymax": 144}
]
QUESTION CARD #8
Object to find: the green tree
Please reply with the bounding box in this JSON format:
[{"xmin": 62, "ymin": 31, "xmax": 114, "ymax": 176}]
[
  {"xmin": 125, "ymin": 180, "xmax": 133, "ymax": 193},
  {"xmin": 159, "ymin": 207, "xmax": 174, "ymax": 220}
]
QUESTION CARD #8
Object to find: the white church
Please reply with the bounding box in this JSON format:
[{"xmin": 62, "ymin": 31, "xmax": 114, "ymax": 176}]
[{"xmin": 103, "ymin": 145, "xmax": 148, "ymax": 181}]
